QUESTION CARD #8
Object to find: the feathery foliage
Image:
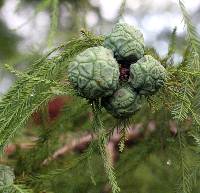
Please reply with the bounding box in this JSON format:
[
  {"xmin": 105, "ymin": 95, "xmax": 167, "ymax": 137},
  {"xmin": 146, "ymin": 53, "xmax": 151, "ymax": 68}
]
[
  {"xmin": 92, "ymin": 101, "xmax": 120, "ymax": 193},
  {"xmin": 0, "ymin": 31, "xmax": 104, "ymax": 153},
  {"xmin": 48, "ymin": 0, "xmax": 59, "ymax": 47},
  {"xmin": 179, "ymin": 0, "xmax": 200, "ymax": 63},
  {"xmin": 0, "ymin": 184, "xmax": 33, "ymax": 193}
]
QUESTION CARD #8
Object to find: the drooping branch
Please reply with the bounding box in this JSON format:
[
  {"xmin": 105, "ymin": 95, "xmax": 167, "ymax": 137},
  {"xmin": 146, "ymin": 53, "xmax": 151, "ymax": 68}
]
[
  {"xmin": 2, "ymin": 120, "xmax": 178, "ymax": 167},
  {"xmin": 42, "ymin": 123, "xmax": 151, "ymax": 165}
]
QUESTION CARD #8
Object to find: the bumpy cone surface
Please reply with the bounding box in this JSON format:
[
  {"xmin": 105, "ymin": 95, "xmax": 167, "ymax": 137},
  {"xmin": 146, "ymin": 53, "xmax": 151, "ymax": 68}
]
[
  {"xmin": 129, "ymin": 55, "xmax": 167, "ymax": 95},
  {"xmin": 102, "ymin": 86, "xmax": 142, "ymax": 118},
  {"xmin": 104, "ymin": 22, "xmax": 145, "ymax": 63},
  {"xmin": 0, "ymin": 165, "xmax": 15, "ymax": 186},
  {"xmin": 67, "ymin": 46, "xmax": 119, "ymax": 99}
]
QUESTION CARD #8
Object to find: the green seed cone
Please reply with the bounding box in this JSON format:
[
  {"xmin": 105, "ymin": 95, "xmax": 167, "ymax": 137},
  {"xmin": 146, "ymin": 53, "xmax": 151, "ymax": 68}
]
[
  {"xmin": 104, "ymin": 22, "xmax": 145, "ymax": 63},
  {"xmin": 129, "ymin": 55, "xmax": 167, "ymax": 95},
  {"xmin": 67, "ymin": 46, "xmax": 120, "ymax": 99},
  {"xmin": 102, "ymin": 86, "xmax": 142, "ymax": 118},
  {"xmin": 0, "ymin": 165, "xmax": 15, "ymax": 187}
]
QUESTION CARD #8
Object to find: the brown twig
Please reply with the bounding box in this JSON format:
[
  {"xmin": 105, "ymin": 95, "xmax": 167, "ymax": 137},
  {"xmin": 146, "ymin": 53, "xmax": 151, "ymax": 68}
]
[{"xmin": 42, "ymin": 124, "xmax": 145, "ymax": 165}]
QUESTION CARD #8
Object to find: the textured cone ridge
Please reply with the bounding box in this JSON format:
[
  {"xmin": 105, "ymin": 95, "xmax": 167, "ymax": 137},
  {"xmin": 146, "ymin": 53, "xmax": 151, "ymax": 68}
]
[
  {"xmin": 67, "ymin": 46, "xmax": 120, "ymax": 99},
  {"xmin": 102, "ymin": 86, "xmax": 142, "ymax": 118},
  {"xmin": 129, "ymin": 55, "xmax": 167, "ymax": 95},
  {"xmin": 104, "ymin": 22, "xmax": 145, "ymax": 63}
]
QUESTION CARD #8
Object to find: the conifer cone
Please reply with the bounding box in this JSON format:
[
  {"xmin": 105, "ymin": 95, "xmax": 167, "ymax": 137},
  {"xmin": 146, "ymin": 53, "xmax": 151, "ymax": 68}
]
[
  {"xmin": 67, "ymin": 46, "xmax": 119, "ymax": 99},
  {"xmin": 102, "ymin": 86, "xmax": 142, "ymax": 118},
  {"xmin": 0, "ymin": 165, "xmax": 15, "ymax": 187},
  {"xmin": 129, "ymin": 55, "xmax": 167, "ymax": 95},
  {"xmin": 104, "ymin": 22, "xmax": 145, "ymax": 64}
]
